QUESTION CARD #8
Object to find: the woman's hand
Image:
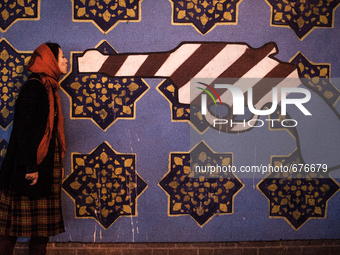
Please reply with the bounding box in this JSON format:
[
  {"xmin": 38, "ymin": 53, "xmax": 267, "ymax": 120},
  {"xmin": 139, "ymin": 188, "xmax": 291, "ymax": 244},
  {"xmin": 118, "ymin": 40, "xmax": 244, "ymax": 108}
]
[{"xmin": 25, "ymin": 172, "xmax": 39, "ymax": 185}]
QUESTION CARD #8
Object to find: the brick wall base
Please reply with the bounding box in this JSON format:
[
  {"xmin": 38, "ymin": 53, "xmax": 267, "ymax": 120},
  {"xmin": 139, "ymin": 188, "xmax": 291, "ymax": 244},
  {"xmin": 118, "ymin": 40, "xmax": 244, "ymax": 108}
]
[{"xmin": 13, "ymin": 239, "xmax": 340, "ymax": 255}]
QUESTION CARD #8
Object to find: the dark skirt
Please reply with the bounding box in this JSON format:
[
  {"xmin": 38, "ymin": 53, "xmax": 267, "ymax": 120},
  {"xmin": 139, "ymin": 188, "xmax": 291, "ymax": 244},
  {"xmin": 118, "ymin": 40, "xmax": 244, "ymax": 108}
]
[{"xmin": 0, "ymin": 138, "xmax": 64, "ymax": 237}]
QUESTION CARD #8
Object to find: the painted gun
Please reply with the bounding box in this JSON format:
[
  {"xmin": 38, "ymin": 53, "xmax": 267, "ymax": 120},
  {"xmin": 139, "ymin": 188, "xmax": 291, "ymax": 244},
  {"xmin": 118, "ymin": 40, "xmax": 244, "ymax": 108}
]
[{"xmin": 78, "ymin": 42, "xmax": 340, "ymax": 170}]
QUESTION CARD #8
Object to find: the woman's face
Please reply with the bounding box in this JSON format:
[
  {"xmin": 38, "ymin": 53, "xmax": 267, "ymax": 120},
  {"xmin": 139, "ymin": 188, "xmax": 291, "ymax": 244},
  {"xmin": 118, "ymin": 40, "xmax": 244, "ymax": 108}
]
[{"xmin": 58, "ymin": 48, "xmax": 68, "ymax": 75}]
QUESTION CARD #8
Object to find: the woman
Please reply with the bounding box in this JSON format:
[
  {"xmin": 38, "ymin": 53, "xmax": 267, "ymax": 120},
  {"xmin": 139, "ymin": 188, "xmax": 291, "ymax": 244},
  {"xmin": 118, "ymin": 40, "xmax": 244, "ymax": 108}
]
[{"xmin": 0, "ymin": 43, "xmax": 68, "ymax": 255}]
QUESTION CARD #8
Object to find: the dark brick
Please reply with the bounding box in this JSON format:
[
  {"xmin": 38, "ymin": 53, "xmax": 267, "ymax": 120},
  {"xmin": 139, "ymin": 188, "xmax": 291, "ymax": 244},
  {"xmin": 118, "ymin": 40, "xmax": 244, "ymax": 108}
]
[
  {"xmin": 283, "ymin": 240, "xmax": 309, "ymax": 247},
  {"xmin": 47, "ymin": 249, "xmax": 77, "ymax": 255},
  {"xmin": 78, "ymin": 243, "xmax": 101, "ymax": 248},
  {"xmin": 175, "ymin": 243, "xmax": 197, "ymax": 248},
  {"xmin": 191, "ymin": 242, "xmax": 221, "ymax": 248},
  {"xmin": 13, "ymin": 240, "xmax": 340, "ymax": 255},
  {"xmin": 219, "ymin": 242, "xmax": 237, "ymax": 248},
  {"xmin": 242, "ymin": 248, "xmax": 258, "ymax": 255},
  {"xmin": 261, "ymin": 241, "xmax": 281, "ymax": 247},
  {"xmin": 53, "ymin": 242, "xmax": 84, "ymax": 248},
  {"xmin": 238, "ymin": 241, "xmax": 266, "ymax": 247},
  {"xmin": 152, "ymin": 249, "xmax": 169, "ymax": 255},
  {"xmin": 259, "ymin": 247, "xmax": 287, "ymax": 255},
  {"xmin": 169, "ymin": 249, "xmax": 198, "ymax": 255},
  {"xmin": 121, "ymin": 249, "xmax": 152, "ymax": 255},
  {"xmin": 214, "ymin": 248, "xmax": 242, "ymax": 255},
  {"xmin": 323, "ymin": 240, "xmax": 334, "ymax": 246},
  {"xmin": 331, "ymin": 239, "xmax": 340, "ymax": 246},
  {"xmin": 302, "ymin": 246, "xmax": 330, "ymax": 255},
  {"xmin": 307, "ymin": 239, "xmax": 325, "ymax": 246},
  {"xmin": 132, "ymin": 243, "xmax": 175, "ymax": 248},
  {"xmin": 76, "ymin": 249, "xmax": 108, "ymax": 255},
  {"xmin": 285, "ymin": 247, "xmax": 303, "ymax": 255},
  {"xmin": 100, "ymin": 243, "xmax": 129, "ymax": 248},
  {"xmin": 329, "ymin": 246, "xmax": 340, "ymax": 255},
  {"xmin": 198, "ymin": 248, "xmax": 214, "ymax": 255},
  {"xmin": 107, "ymin": 249, "xmax": 123, "ymax": 255}
]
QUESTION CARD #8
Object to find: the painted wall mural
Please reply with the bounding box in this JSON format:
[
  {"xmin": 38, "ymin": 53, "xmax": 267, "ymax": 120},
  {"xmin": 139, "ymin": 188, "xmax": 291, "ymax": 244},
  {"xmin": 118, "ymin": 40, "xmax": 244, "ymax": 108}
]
[
  {"xmin": 72, "ymin": 0, "xmax": 143, "ymax": 34},
  {"xmin": 63, "ymin": 141, "xmax": 147, "ymax": 229},
  {"xmin": 266, "ymin": 0, "xmax": 340, "ymax": 40},
  {"xmin": 62, "ymin": 41, "xmax": 149, "ymax": 130},
  {"xmin": 159, "ymin": 141, "xmax": 244, "ymax": 227},
  {"xmin": 0, "ymin": 0, "xmax": 40, "ymax": 32},
  {"xmin": 1, "ymin": 0, "xmax": 340, "ymax": 243},
  {"xmin": 0, "ymin": 40, "xmax": 31, "ymax": 129},
  {"xmin": 169, "ymin": 0, "xmax": 242, "ymax": 34}
]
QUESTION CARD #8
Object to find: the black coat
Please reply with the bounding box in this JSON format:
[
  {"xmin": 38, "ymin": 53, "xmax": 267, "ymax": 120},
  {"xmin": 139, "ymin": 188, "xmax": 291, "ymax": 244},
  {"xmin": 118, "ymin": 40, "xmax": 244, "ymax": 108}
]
[{"xmin": 0, "ymin": 74, "xmax": 56, "ymax": 198}]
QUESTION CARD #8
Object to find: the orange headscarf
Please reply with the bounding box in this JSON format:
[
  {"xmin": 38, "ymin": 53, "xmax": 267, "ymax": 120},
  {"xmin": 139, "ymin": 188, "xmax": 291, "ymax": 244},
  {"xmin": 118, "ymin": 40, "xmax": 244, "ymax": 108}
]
[{"xmin": 26, "ymin": 43, "xmax": 66, "ymax": 165}]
